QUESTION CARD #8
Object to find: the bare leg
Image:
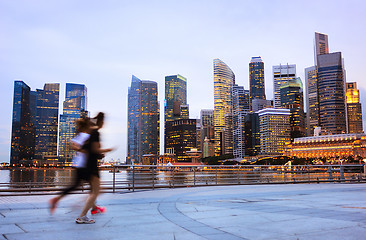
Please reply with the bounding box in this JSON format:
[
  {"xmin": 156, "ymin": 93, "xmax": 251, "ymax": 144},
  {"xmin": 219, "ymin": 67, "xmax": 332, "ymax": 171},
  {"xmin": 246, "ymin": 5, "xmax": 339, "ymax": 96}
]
[{"xmin": 79, "ymin": 175, "xmax": 100, "ymax": 217}]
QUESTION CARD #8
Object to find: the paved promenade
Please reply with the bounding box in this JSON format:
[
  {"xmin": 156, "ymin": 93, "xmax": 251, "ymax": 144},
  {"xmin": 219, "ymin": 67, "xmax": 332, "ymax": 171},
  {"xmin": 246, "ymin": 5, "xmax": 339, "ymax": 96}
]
[{"xmin": 1, "ymin": 183, "xmax": 366, "ymax": 240}]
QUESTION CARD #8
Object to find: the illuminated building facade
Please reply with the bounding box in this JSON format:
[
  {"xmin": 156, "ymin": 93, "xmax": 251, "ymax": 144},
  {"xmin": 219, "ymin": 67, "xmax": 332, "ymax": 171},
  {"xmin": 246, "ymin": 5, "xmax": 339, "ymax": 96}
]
[
  {"xmin": 314, "ymin": 32, "xmax": 329, "ymax": 64},
  {"xmin": 200, "ymin": 109, "xmax": 214, "ymax": 157},
  {"xmin": 58, "ymin": 83, "xmax": 87, "ymax": 165},
  {"xmin": 213, "ymin": 58, "xmax": 235, "ymax": 155},
  {"xmin": 34, "ymin": 83, "xmax": 60, "ymax": 161},
  {"xmin": 258, "ymin": 108, "xmax": 291, "ymax": 155},
  {"xmin": 346, "ymin": 82, "xmax": 363, "ymax": 133},
  {"xmin": 249, "ymin": 57, "xmax": 265, "ymax": 111},
  {"xmin": 305, "ymin": 66, "xmax": 318, "ymax": 136},
  {"xmin": 317, "ymin": 52, "xmax": 347, "ymax": 135},
  {"xmin": 127, "ymin": 76, "xmax": 160, "ymax": 164},
  {"xmin": 273, "ymin": 64, "xmax": 296, "ymax": 109},
  {"xmin": 280, "ymin": 77, "xmax": 305, "ymax": 141},
  {"xmin": 244, "ymin": 113, "xmax": 260, "ymax": 156},
  {"xmin": 164, "ymin": 74, "xmax": 188, "ymax": 154},
  {"xmin": 286, "ymin": 133, "xmax": 366, "ymax": 159},
  {"xmin": 10, "ymin": 81, "xmax": 36, "ymax": 165},
  {"xmin": 164, "ymin": 74, "xmax": 187, "ymax": 122},
  {"xmin": 223, "ymin": 113, "xmax": 233, "ymax": 155},
  {"xmin": 165, "ymin": 119, "xmax": 197, "ymax": 162},
  {"xmin": 232, "ymin": 85, "xmax": 249, "ymax": 158}
]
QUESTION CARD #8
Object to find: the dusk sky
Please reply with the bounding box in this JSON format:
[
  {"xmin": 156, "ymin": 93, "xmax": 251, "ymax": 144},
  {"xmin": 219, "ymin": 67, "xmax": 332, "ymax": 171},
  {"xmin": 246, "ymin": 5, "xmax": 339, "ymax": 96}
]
[{"xmin": 1, "ymin": 0, "xmax": 366, "ymax": 163}]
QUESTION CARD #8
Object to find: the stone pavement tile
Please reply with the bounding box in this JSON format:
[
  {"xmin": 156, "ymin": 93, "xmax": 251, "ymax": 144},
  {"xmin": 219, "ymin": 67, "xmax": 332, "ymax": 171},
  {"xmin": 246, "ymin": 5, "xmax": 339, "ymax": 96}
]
[
  {"xmin": 203, "ymin": 232, "xmax": 246, "ymax": 240},
  {"xmin": 219, "ymin": 226, "xmax": 287, "ymax": 240},
  {"xmin": 242, "ymin": 217, "xmax": 359, "ymax": 237},
  {"xmin": 0, "ymin": 224, "xmax": 24, "ymax": 235},
  {"xmin": 286, "ymin": 226, "xmax": 366, "ymax": 240},
  {"xmin": 196, "ymin": 214, "xmax": 271, "ymax": 229},
  {"xmin": 104, "ymin": 214, "xmax": 167, "ymax": 227}
]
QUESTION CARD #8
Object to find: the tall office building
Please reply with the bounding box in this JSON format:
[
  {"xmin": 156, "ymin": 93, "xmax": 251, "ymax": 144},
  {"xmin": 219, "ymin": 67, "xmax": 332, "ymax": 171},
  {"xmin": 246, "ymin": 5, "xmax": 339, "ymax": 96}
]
[
  {"xmin": 346, "ymin": 82, "xmax": 363, "ymax": 133},
  {"xmin": 249, "ymin": 57, "xmax": 265, "ymax": 111},
  {"xmin": 213, "ymin": 58, "xmax": 235, "ymax": 155},
  {"xmin": 305, "ymin": 66, "xmax": 318, "ymax": 136},
  {"xmin": 280, "ymin": 78, "xmax": 305, "ymax": 141},
  {"xmin": 232, "ymin": 85, "xmax": 249, "ymax": 158},
  {"xmin": 165, "ymin": 119, "xmax": 197, "ymax": 162},
  {"xmin": 273, "ymin": 64, "xmax": 296, "ymax": 108},
  {"xmin": 34, "ymin": 84, "xmax": 60, "ymax": 161},
  {"xmin": 58, "ymin": 83, "xmax": 87, "ymax": 165},
  {"xmin": 164, "ymin": 74, "xmax": 187, "ymax": 122},
  {"xmin": 223, "ymin": 113, "xmax": 233, "ymax": 155},
  {"xmin": 200, "ymin": 109, "xmax": 214, "ymax": 154},
  {"xmin": 164, "ymin": 74, "xmax": 188, "ymax": 154},
  {"xmin": 244, "ymin": 113, "xmax": 260, "ymax": 156},
  {"xmin": 127, "ymin": 76, "xmax": 160, "ymax": 164},
  {"xmin": 258, "ymin": 108, "xmax": 291, "ymax": 155},
  {"xmin": 314, "ymin": 32, "xmax": 329, "ymax": 64},
  {"xmin": 317, "ymin": 52, "xmax": 347, "ymax": 135},
  {"xmin": 10, "ymin": 81, "xmax": 36, "ymax": 165}
]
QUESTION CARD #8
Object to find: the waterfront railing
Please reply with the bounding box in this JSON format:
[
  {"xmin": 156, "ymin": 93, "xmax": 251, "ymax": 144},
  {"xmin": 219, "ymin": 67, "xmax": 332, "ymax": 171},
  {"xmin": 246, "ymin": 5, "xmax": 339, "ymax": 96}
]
[{"xmin": 0, "ymin": 164, "xmax": 365, "ymax": 196}]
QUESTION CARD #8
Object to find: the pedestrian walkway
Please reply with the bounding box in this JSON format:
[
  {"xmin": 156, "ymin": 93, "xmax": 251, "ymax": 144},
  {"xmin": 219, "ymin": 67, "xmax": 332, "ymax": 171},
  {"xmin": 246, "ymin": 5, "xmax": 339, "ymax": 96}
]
[{"xmin": 1, "ymin": 183, "xmax": 366, "ymax": 240}]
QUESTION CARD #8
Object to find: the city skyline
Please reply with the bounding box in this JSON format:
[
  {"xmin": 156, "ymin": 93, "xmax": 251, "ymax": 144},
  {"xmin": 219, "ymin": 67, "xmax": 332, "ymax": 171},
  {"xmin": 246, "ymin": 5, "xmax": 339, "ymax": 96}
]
[{"xmin": 1, "ymin": 1, "xmax": 366, "ymax": 162}]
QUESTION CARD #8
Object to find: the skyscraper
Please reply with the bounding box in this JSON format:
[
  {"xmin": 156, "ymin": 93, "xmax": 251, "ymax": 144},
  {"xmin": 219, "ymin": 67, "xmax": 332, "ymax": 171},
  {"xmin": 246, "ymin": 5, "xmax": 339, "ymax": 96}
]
[
  {"xmin": 58, "ymin": 83, "xmax": 87, "ymax": 165},
  {"xmin": 213, "ymin": 58, "xmax": 235, "ymax": 155},
  {"xmin": 305, "ymin": 66, "xmax": 318, "ymax": 136},
  {"xmin": 232, "ymin": 85, "xmax": 249, "ymax": 158},
  {"xmin": 249, "ymin": 57, "xmax": 265, "ymax": 111},
  {"xmin": 346, "ymin": 82, "xmax": 363, "ymax": 133},
  {"xmin": 314, "ymin": 32, "xmax": 329, "ymax": 64},
  {"xmin": 200, "ymin": 109, "xmax": 214, "ymax": 155},
  {"xmin": 164, "ymin": 74, "xmax": 188, "ymax": 154},
  {"xmin": 273, "ymin": 64, "xmax": 296, "ymax": 108},
  {"xmin": 258, "ymin": 108, "xmax": 291, "ymax": 155},
  {"xmin": 317, "ymin": 52, "xmax": 347, "ymax": 135},
  {"xmin": 10, "ymin": 81, "xmax": 35, "ymax": 165},
  {"xmin": 164, "ymin": 74, "xmax": 187, "ymax": 122},
  {"xmin": 244, "ymin": 113, "xmax": 260, "ymax": 156},
  {"xmin": 127, "ymin": 76, "xmax": 160, "ymax": 164},
  {"xmin": 34, "ymin": 84, "xmax": 60, "ymax": 161},
  {"xmin": 280, "ymin": 77, "xmax": 305, "ymax": 141},
  {"xmin": 165, "ymin": 119, "xmax": 197, "ymax": 162},
  {"xmin": 223, "ymin": 113, "xmax": 233, "ymax": 155}
]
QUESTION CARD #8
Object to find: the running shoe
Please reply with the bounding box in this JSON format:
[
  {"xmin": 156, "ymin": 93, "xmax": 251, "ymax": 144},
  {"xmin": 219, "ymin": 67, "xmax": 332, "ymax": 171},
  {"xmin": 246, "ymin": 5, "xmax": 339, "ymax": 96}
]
[
  {"xmin": 76, "ymin": 215, "xmax": 95, "ymax": 224},
  {"xmin": 91, "ymin": 206, "xmax": 106, "ymax": 215}
]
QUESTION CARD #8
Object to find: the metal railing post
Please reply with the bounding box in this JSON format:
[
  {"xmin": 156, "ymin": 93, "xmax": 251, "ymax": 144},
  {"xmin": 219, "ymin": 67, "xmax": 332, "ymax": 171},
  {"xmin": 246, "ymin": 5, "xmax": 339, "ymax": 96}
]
[
  {"xmin": 340, "ymin": 166, "xmax": 345, "ymax": 182},
  {"xmin": 113, "ymin": 166, "xmax": 116, "ymax": 193},
  {"xmin": 327, "ymin": 166, "xmax": 333, "ymax": 182},
  {"xmin": 215, "ymin": 167, "xmax": 218, "ymax": 185},
  {"xmin": 152, "ymin": 166, "xmax": 155, "ymax": 190},
  {"xmin": 132, "ymin": 166, "xmax": 135, "ymax": 192},
  {"xmin": 194, "ymin": 168, "xmax": 196, "ymax": 186}
]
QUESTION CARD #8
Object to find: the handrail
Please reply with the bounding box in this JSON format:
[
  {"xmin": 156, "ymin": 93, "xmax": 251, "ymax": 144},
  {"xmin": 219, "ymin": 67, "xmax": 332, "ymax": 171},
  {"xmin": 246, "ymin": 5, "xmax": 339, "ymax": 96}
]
[{"xmin": 0, "ymin": 164, "xmax": 365, "ymax": 196}]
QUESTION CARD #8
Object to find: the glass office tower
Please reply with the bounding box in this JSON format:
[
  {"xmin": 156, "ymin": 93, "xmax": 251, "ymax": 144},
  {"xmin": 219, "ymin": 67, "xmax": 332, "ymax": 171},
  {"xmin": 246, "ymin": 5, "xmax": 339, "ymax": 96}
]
[
  {"xmin": 34, "ymin": 84, "xmax": 60, "ymax": 161},
  {"xmin": 10, "ymin": 81, "xmax": 36, "ymax": 165},
  {"xmin": 273, "ymin": 64, "xmax": 296, "ymax": 109},
  {"xmin": 127, "ymin": 76, "xmax": 160, "ymax": 164},
  {"xmin": 346, "ymin": 82, "xmax": 363, "ymax": 133},
  {"xmin": 317, "ymin": 52, "xmax": 347, "ymax": 135},
  {"xmin": 249, "ymin": 56, "xmax": 266, "ymax": 111},
  {"xmin": 280, "ymin": 78, "xmax": 305, "ymax": 141},
  {"xmin": 232, "ymin": 85, "xmax": 249, "ymax": 158},
  {"xmin": 58, "ymin": 83, "xmax": 87, "ymax": 165},
  {"xmin": 213, "ymin": 58, "xmax": 235, "ymax": 156}
]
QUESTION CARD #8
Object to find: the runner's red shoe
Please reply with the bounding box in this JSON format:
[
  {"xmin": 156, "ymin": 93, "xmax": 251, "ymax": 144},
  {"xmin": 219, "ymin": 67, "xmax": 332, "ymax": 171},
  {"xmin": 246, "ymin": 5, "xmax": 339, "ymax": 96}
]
[{"xmin": 91, "ymin": 206, "xmax": 106, "ymax": 215}]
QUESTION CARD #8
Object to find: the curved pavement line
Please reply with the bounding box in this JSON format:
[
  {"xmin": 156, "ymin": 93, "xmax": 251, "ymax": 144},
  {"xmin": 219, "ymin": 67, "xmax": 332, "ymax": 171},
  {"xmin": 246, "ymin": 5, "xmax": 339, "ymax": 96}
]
[{"xmin": 157, "ymin": 193, "xmax": 247, "ymax": 240}]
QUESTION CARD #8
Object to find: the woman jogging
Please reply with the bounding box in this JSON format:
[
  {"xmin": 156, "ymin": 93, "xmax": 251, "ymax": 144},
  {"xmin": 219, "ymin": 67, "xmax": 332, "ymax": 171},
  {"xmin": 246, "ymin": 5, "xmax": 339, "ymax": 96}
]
[
  {"xmin": 76, "ymin": 112, "xmax": 113, "ymax": 224},
  {"xmin": 49, "ymin": 118, "xmax": 91, "ymax": 214}
]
